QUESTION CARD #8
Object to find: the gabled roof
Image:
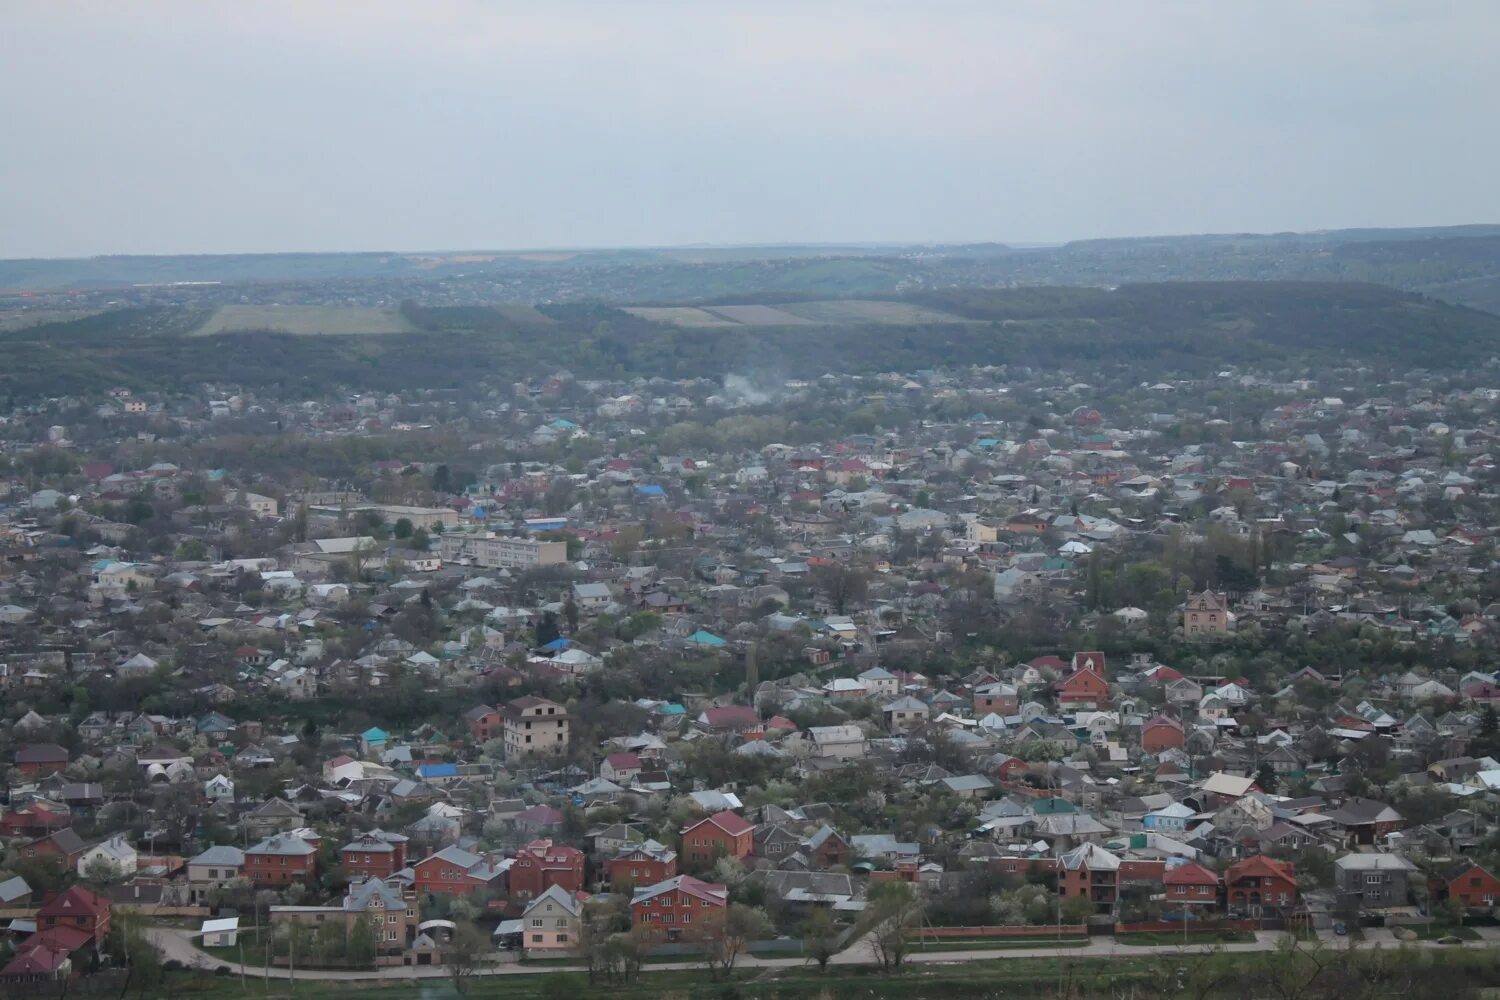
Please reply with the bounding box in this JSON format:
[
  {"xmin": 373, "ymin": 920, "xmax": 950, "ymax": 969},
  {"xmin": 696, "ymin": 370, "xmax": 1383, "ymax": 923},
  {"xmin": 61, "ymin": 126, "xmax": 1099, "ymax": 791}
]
[
  {"xmin": 1163, "ymin": 861, "xmax": 1220, "ymax": 886},
  {"xmin": 632, "ymin": 874, "xmax": 727, "ymax": 907},
  {"xmin": 684, "ymin": 809, "xmax": 753, "ymax": 837}
]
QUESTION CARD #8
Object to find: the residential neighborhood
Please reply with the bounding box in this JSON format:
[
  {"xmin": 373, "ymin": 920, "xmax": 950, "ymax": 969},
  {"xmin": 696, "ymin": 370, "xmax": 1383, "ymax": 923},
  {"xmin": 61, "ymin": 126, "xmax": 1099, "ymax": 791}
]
[{"xmin": 3, "ymin": 360, "xmax": 1500, "ymax": 990}]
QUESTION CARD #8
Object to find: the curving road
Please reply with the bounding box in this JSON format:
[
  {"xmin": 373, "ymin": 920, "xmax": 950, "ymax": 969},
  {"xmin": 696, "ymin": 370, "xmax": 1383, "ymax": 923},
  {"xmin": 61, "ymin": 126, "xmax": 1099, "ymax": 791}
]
[{"xmin": 145, "ymin": 926, "xmax": 1495, "ymax": 983}]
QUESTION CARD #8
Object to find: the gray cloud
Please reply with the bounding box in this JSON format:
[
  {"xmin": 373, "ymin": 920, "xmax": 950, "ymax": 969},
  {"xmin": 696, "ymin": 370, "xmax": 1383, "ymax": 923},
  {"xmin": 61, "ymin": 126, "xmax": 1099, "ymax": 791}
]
[{"xmin": 2, "ymin": 0, "xmax": 1497, "ymax": 257}]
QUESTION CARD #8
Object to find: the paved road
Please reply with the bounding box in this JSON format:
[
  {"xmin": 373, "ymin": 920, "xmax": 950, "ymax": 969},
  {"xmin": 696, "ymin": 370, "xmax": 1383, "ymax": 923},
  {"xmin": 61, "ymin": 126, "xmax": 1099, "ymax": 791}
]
[{"xmin": 146, "ymin": 926, "xmax": 1492, "ymax": 983}]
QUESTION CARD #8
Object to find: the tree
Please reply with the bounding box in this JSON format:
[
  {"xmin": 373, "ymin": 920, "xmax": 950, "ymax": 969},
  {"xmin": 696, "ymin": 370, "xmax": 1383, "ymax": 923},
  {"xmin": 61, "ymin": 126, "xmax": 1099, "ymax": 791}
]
[
  {"xmin": 348, "ymin": 914, "xmax": 377, "ymax": 966},
  {"xmin": 802, "ymin": 907, "xmax": 840, "ymax": 971},
  {"xmin": 864, "ymin": 881, "xmax": 922, "ymax": 971},
  {"xmin": 811, "ymin": 562, "xmax": 869, "ymax": 614},
  {"xmin": 695, "ymin": 902, "xmax": 770, "ymax": 980},
  {"xmin": 82, "ymin": 853, "xmax": 122, "ymax": 886},
  {"xmin": 564, "ymin": 596, "xmax": 579, "ymax": 634},
  {"xmin": 1256, "ymin": 762, "xmax": 1279, "ymax": 795},
  {"xmin": 445, "ymin": 923, "xmax": 492, "ymax": 994},
  {"xmin": 393, "ymin": 517, "xmax": 414, "ymax": 539},
  {"xmin": 1060, "ymin": 893, "xmax": 1095, "ymax": 923},
  {"xmin": 536, "ymin": 611, "xmax": 561, "ymax": 647}
]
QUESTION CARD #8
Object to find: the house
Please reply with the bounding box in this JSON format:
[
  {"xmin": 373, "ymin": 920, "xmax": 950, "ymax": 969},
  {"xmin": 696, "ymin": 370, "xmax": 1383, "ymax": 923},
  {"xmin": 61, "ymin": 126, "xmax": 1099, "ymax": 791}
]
[
  {"xmin": 630, "ymin": 875, "xmax": 728, "ymax": 942},
  {"xmin": 204, "ymin": 774, "xmax": 235, "ymax": 802},
  {"xmin": 600, "ymin": 752, "xmax": 643, "ymax": 784},
  {"xmin": 339, "ymin": 830, "xmax": 410, "ymax": 880},
  {"xmin": 807, "ymin": 725, "xmax": 866, "ymax": 760},
  {"xmin": 681, "ymin": 811, "xmax": 754, "ymax": 867},
  {"xmin": 463, "ymin": 704, "xmax": 503, "ymax": 743},
  {"xmin": 186, "ymin": 846, "xmax": 245, "ymax": 903},
  {"xmin": 36, "ymin": 885, "xmax": 112, "ymax": 950},
  {"xmin": 77, "ymin": 836, "xmax": 137, "ymax": 880},
  {"xmin": 607, "ymin": 840, "xmax": 678, "ymax": 888},
  {"xmin": 240, "ymin": 797, "xmax": 304, "ymax": 840},
  {"xmin": 1442, "ymin": 860, "xmax": 1500, "ymax": 910},
  {"xmin": 411, "ymin": 845, "xmax": 505, "ymax": 897},
  {"xmin": 1334, "ymin": 853, "xmax": 1417, "ymax": 911},
  {"xmin": 22, "ymin": 829, "xmax": 86, "ymax": 871},
  {"xmin": 974, "ymin": 682, "xmax": 1018, "ymax": 716},
  {"xmin": 696, "ymin": 705, "xmax": 761, "ymax": 734},
  {"xmin": 271, "ymin": 877, "xmax": 418, "ymax": 954},
  {"xmin": 508, "ymin": 839, "xmax": 586, "ymax": 903},
  {"xmin": 1230, "ymin": 851, "xmax": 1302, "ymax": 917},
  {"xmin": 502, "ymin": 696, "xmax": 570, "ymax": 761},
  {"xmin": 1184, "ymin": 591, "xmax": 1232, "ymax": 637},
  {"xmin": 1141, "ymin": 715, "xmax": 1185, "ymax": 753},
  {"xmin": 14, "ymin": 743, "xmax": 69, "ymax": 777},
  {"xmin": 244, "ymin": 833, "xmax": 318, "ymax": 887},
  {"xmin": 802, "ymin": 826, "xmax": 853, "ymax": 868},
  {"xmin": 882, "ymin": 696, "xmax": 929, "ymax": 734},
  {"xmin": 521, "ymin": 883, "xmax": 584, "ymax": 955},
  {"xmin": 1056, "ymin": 667, "xmax": 1109, "ymax": 709},
  {"xmin": 1163, "ymin": 861, "xmax": 1220, "ymax": 910},
  {"xmin": 1323, "ymin": 798, "xmax": 1404, "ymax": 846}
]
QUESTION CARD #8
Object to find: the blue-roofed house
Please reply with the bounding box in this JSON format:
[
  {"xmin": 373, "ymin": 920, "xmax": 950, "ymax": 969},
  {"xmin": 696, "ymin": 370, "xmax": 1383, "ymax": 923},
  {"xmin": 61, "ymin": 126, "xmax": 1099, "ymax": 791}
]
[
  {"xmin": 636, "ymin": 484, "xmax": 666, "ymax": 498},
  {"xmin": 686, "ymin": 630, "xmax": 726, "ymax": 648},
  {"xmin": 361, "ymin": 727, "xmax": 389, "ymax": 755},
  {"xmin": 417, "ymin": 762, "xmax": 459, "ymax": 783}
]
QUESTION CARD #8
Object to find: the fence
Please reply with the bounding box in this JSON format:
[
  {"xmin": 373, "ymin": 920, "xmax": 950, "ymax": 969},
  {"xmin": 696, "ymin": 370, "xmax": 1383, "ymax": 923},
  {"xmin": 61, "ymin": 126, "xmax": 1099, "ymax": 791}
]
[
  {"xmin": 918, "ymin": 924, "xmax": 1089, "ymax": 940},
  {"xmin": 0, "ymin": 971, "xmax": 128, "ymax": 998},
  {"xmin": 1116, "ymin": 919, "xmax": 1264, "ymax": 935}
]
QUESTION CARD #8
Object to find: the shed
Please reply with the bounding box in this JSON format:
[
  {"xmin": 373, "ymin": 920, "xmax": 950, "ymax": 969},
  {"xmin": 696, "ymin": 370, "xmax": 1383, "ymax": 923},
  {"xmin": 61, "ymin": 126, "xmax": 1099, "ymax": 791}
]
[{"xmin": 201, "ymin": 917, "xmax": 239, "ymax": 947}]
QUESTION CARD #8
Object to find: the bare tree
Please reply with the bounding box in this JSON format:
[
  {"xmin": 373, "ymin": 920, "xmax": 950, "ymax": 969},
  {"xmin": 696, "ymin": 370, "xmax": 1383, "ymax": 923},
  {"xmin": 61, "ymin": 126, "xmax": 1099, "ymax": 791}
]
[
  {"xmin": 692, "ymin": 902, "xmax": 771, "ymax": 980},
  {"xmin": 864, "ymin": 881, "xmax": 922, "ymax": 971},
  {"xmin": 445, "ymin": 923, "xmax": 493, "ymax": 994}
]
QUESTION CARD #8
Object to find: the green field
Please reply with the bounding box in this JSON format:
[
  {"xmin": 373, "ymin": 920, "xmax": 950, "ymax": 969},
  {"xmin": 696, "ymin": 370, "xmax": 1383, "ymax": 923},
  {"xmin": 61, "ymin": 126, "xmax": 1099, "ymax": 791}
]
[
  {"xmin": 621, "ymin": 306, "xmax": 739, "ymax": 327},
  {"xmin": 193, "ymin": 305, "xmax": 417, "ymax": 337},
  {"xmin": 624, "ymin": 299, "xmax": 972, "ymax": 328},
  {"xmin": 776, "ymin": 299, "xmax": 975, "ymax": 325}
]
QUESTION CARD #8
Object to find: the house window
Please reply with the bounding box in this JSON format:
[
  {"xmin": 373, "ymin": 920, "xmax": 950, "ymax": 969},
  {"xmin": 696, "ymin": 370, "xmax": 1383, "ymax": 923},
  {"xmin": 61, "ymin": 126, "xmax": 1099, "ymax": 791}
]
[
  {"xmin": 1365, "ymin": 874, "xmax": 1383, "ymax": 885},
  {"xmin": 531, "ymin": 934, "xmax": 542, "ymax": 943},
  {"xmin": 558, "ymin": 933, "xmax": 569, "ymax": 943},
  {"xmin": 388, "ymin": 915, "xmax": 398, "ymax": 924}
]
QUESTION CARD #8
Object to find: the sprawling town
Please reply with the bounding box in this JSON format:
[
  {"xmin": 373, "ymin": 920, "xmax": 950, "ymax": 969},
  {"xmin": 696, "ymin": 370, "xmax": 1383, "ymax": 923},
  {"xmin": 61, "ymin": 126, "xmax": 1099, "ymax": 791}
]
[{"xmin": 0, "ymin": 355, "xmax": 1498, "ymax": 996}]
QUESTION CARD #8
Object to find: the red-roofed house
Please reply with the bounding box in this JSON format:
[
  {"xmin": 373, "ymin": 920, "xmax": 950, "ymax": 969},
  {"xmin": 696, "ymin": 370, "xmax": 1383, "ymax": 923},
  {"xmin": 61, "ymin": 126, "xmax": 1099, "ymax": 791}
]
[
  {"xmin": 1056, "ymin": 667, "xmax": 1109, "ymax": 709},
  {"xmin": 507, "ymin": 839, "xmax": 586, "ymax": 903},
  {"xmin": 37, "ymin": 885, "xmax": 111, "ymax": 949},
  {"xmin": 1071, "ymin": 652, "xmax": 1107, "ymax": 677},
  {"xmin": 1225, "ymin": 855, "xmax": 1296, "ymax": 913},
  {"xmin": 607, "ymin": 841, "xmax": 678, "ymax": 888},
  {"xmin": 695, "ymin": 706, "xmax": 760, "ymax": 734},
  {"xmin": 630, "ymin": 875, "xmax": 728, "ymax": 942},
  {"xmin": 681, "ymin": 811, "xmax": 754, "ymax": 867},
  {"xmin": 1163, "ymin": 862, "xmax": 1221, "ymax": 909},
  {"xmin": 600, "ymin": 752, "xmax": 643, "ymax": 784},
  {"xmin": 1442, "ymin": 861, "xmax": 1500, "ymax": 910},
  {"xmin": 1141, "ymin": 716, "xmax": 1185, "ymax": 753}
]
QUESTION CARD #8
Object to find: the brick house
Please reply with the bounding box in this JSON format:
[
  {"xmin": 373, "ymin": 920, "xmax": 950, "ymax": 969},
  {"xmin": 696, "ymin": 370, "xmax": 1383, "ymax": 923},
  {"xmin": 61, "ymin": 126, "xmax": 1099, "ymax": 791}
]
[
  {"xmin": 244, "ymin": 833, "xmax": 318, "ymax": 887},
  {"xmin": 681, "ymin": 811, "xmax": 754, "ymax": 868},
  {"xmin": 338, "ymin": 829, "xmax": 409, "ymax": 881},
  {"xmin": 463, "ymin": 705, "xmax": 502, "ymax": 743},
  {"xmin": 1163, "ymin": 861, "xmax": 1220, "ymax": 909},
  {"xmin": 1442, "ymin": 861, "xmax": 1500, "ymax": 910},
  {"xmin": 1184, "ymin": 591, "xmax": 1231, "ymax": 638},
  {"xmin": 973, "ymin": 682, "xmax": 1018, "ymax": 716},
  {"xmin": 1225, "ymin": 855, "xmax": 1297, "ymax": 913},
  {"xmin": 14, "ymin": 744, "xmax": 69, "ymax": 777},
  {"xmin": 606, "ymin": 840, "xmax": 678, "ymax": 889},
  {"xmin": 600, "ymin": 752, "xmax": 643, "ymax": 784},
  {"xmin": 37, "ymin": 885, "xmax": 111, "ymax": 950},
  {"xmin": 411, "ymin": 845, "xmax": 506, "ymax": 898},
  {"xmin": 22, "ymin": 829, "xmax": 86, "ymax": 871},
  {"xmin": 507, "ymin": 839, "xmax": 586, "ymax": 903},
  {"xmin": 802, "ymin": 826, "xmax": 853, "ymax": 868},
  {"xmin": 630, "ymin": 875, "xmax": 728, "ymax": 942},
  {"xmin": 1141, "ymin": 716, "xmax": 1185, "ymax": 753},
  {"xmin": 1056, "ymin": 667, "xmax": 1109, "ymax": 709},
  {"xmin": 271, "ymin": 877, "xmax": 418, "ymax": 955}
]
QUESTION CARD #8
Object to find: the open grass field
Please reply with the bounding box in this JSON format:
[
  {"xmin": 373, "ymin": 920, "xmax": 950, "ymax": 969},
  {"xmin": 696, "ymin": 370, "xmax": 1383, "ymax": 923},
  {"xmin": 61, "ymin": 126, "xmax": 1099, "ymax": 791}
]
[
  {"xmin": 621, "ymin": 306, "xmax": 739, "ymax": 327},
  {"xmin": 192, "ymin": 305, "xmax": 417, "ymax": 337},
  {"xmin": 776, "ymin": 299, "xmax": 975, "ymax": 325},
  {"xmin": 625, "ymin": 299, "xmax": 972, "ymax": 328},
  {"xmin": 703, "ymin": 304, "xmax": 819, "ymax": 325}
]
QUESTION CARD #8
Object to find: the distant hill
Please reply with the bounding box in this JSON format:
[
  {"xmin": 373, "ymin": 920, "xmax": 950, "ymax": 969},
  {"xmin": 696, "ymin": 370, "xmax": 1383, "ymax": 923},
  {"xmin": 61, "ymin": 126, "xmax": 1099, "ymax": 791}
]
[
  {"xmin": 3, "ymin": 282, "xmax": 1497, "ymax": 399},
  {"xmin": 9, "ymin": 225, "xmax": 1500, "ymax": 317}
]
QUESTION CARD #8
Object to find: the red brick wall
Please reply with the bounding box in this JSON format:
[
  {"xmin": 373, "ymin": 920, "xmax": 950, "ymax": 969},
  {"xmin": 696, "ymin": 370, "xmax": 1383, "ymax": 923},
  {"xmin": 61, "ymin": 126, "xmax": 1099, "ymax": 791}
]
[{"xmin": 608, "ymin": 856, "xmax": 676, "ymax": 887}]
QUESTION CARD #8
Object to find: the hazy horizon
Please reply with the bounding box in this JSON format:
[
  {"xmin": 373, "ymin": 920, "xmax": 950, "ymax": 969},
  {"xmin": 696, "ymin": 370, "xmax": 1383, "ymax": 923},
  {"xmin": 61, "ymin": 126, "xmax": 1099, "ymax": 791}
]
[{"xmin": 4, "ymin": 1, "xmax": 1498, "ymax": 258}]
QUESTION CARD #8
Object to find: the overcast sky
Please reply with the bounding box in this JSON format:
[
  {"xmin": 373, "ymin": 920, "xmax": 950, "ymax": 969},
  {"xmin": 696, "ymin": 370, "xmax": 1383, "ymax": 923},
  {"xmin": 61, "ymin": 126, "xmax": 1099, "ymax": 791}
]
[{"xmin": 3, "ymin": 1, "xmax": 1497, "ymax": 257}]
